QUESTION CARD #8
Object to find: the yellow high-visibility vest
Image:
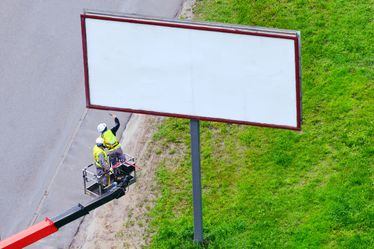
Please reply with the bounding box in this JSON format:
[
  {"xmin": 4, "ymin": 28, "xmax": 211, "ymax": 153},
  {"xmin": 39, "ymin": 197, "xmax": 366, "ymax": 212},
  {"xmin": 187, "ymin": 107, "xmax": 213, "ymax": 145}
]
[
  {"xmin": 93, "ymin": 145, "xmax": 108, "ymax": 168},
  {"xmin": 102, "ymin": 130, "xmax": 121, "ymax": 151}
]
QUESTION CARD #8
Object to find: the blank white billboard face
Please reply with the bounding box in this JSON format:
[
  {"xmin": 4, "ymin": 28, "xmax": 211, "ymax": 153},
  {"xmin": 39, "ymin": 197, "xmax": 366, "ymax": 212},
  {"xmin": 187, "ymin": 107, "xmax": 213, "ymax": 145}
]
[{"xmin": 81, "ymin": 13, "xmax": 301, "ymax": 130}]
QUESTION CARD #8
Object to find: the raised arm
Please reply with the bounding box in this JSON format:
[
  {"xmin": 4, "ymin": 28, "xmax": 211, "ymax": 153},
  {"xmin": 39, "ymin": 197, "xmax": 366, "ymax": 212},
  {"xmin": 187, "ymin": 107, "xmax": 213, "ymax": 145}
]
[{"xmin": 109, "ymin": 113, "xmax": 120, "ymax": 135}]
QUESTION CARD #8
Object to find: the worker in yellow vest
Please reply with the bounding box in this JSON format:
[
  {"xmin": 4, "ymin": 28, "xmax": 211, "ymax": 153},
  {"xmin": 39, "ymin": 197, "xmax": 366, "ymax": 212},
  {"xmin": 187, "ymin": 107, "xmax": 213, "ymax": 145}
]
[
  {"xmin": 96, "ymin": 113, "xmax": 125, "ymax": 164},
  {"xmin": 93, "ymin": 137, "xmax": 111, "ymax": 186}
]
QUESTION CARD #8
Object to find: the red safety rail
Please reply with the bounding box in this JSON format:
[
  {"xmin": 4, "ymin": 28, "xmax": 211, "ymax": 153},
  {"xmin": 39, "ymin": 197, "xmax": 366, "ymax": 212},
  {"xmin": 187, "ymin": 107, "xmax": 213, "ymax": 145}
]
[
  {"xmin": 112, "ymin": 160, "xmax": 143, "ymax": 170},
  {"xmin": 0, "ymin": 218, "xmax": 57, "ymax": 249}
]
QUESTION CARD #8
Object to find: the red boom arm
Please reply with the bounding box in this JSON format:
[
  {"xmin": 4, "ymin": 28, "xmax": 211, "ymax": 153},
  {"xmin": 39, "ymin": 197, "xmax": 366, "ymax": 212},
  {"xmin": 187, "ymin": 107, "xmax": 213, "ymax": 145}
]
[{"xmin": 0, "ymin": 218, "xmax": 58, "ymax": 249}]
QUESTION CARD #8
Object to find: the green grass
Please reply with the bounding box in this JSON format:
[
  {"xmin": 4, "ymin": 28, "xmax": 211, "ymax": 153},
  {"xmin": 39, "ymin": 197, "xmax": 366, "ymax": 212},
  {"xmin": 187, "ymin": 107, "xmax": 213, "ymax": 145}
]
[{"xmin": 146, "ymin": 0, "xmax": 374, "ymax": 248}]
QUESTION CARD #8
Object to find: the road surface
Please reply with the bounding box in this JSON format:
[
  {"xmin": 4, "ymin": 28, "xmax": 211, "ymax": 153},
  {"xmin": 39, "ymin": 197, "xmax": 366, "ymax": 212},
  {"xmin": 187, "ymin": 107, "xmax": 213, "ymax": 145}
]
[{"xmin": 0, "ymin": 0, "xmax": 184, "ymax": 247}]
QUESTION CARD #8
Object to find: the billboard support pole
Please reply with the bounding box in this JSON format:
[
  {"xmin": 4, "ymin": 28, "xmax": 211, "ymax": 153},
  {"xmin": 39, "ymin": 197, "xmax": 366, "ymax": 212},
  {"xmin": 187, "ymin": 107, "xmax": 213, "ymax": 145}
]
[{"xmin": 190, "ymin": 119, "xmax": 203, "ymax": 244}]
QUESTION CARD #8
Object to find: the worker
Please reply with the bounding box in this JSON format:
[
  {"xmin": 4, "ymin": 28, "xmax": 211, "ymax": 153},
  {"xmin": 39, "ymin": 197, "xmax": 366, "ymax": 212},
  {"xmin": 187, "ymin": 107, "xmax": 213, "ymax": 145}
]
[
  {"xmin": 93, "ymin": 137, "xmax": 111, "ymax": 187},
  {"xmin": 97, "ymin": 113, "xmax": 125, "ymax": 164}
]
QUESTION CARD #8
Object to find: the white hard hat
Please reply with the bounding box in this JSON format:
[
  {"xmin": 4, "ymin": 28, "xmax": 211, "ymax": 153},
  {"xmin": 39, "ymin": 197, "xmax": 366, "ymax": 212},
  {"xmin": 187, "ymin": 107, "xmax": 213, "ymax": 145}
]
[
  {"xmin": 97, "ymin": 123, "xmax": 107, "ymax": 133},
  {"xmin": 96, "ymin": 137, "xmax": 104, "ymax": 146}
]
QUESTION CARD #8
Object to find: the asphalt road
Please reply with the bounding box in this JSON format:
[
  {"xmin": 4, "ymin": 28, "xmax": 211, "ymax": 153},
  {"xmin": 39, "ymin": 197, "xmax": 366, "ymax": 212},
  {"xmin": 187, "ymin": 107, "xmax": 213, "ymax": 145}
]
[{"xmin": 0, "ymin": 0, "xmax": 184, "ymax": 247}]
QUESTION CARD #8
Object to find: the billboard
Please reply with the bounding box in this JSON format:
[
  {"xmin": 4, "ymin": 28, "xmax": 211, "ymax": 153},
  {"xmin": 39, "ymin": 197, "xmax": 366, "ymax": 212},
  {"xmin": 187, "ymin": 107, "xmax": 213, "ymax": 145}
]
[{"xmin": 81, "ymin": 12, "xmax": 302, "ymax": 130}]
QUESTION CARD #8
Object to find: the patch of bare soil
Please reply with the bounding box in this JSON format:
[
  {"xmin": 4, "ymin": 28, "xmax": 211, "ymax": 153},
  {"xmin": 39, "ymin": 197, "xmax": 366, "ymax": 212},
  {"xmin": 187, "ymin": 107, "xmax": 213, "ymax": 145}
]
[{"xmin": 179, "ymin": 0, "xmax": 195, "ymax": 20}]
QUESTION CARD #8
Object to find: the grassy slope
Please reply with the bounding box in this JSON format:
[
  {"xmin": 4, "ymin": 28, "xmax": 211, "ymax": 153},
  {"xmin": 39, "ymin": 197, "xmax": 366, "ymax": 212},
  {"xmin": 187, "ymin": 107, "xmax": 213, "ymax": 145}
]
[{"xmin": 147, "ymin": 1, "xmax": 374, "ymax": 248}]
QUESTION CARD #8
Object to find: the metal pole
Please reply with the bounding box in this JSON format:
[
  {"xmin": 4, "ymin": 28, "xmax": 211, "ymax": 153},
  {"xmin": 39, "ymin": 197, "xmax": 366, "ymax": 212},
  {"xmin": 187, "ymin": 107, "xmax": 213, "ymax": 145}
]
[{"xmin": 190, "ymin": 119, "xmax": 203, "ymax": 244}]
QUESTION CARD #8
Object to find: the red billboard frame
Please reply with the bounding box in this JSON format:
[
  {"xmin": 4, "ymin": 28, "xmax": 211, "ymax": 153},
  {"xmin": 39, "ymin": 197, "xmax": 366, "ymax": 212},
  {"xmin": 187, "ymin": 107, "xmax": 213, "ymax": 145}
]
[{"xmin": 81, "ymin": 12, "xmax": 302, "ymax": 130}]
